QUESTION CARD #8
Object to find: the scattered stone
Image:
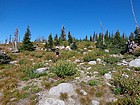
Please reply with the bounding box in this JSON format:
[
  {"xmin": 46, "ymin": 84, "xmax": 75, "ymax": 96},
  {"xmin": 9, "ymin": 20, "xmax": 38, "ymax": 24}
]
[
  {"xmin": 129, "ymin": 59, "xmax": 140, "ymax": 67},
  {"xmin": 83, "ymin": 52, "xmax": 87, "ymax": 55},
  {"xmin": 122, "ymin": 73, "xmax": 129, "ymax": 78},
  {"xmin": 43, "ymin": 98, "xmax": 65, "ymax": 105},
  {"xmin": 9, "ymin": 60, "xmax": 18, "ymax": 64},
  {"xmin": 104, "ymin": 73, "xmax": 112, "ymax": 80},
  {"xmin": 87, "ymin": 67, "xmax": 91, "ymax": 70},
  {"xmin": 84, "ymin": 48, "xmax": 87, "ymax": 50},
  {"xmin": 92, "ymin": 100, "xmax": 100, "ymax": 105},
  {"xmin": 93, "ymin": 71, "xmax": 98, "ymax": 74},
  {"xmin": 79, "ymin": 63, "xmax": 84, "ymax": 65},
  {"xmin": 80, "ymin": 90, "xmax": 87, "ymax": 95},
  {"xmin": 105, "ymin": 49, "xmax": 109, "ymax": 53},
  {"xmin": 66, "ymin": 46, "xmax": 71, "ymax": 50},
  {"xmin": 96, "ymin": 58, "xmax": 102, "ymax": 63},
  {"xmin": 10, "ymin": 98, "xmax": 17, "ymax": 101},
  {"xmin": 48, "ymin": 83, "xmax": 75, "ymax": 97},
  {"xmin": 74, "ymin": 60, "xmax": 81, "ymax": 63},
  {"xmin": 107, "ymin": 97, "xmax": 118, "ymax": 103},
  {"xmin": 88, "ymin": 61, "xmax": 96, "ymax": 65},
  {"xmin": 88, "ymin": 50, "xmax": 92, "ymax": 52},
  {"xmin": 49, "ymin": 60, "xmax": 52, "ymax": 62},
  {"xmin": 34, "ymin": 67, "xmax": 48, "ymax": 74}
]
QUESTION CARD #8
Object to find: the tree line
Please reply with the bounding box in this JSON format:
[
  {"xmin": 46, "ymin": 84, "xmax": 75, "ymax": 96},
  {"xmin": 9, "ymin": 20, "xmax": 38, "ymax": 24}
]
[{"xmin": 20, "ymin": 26, "xmax": 140, "ymax": 52}]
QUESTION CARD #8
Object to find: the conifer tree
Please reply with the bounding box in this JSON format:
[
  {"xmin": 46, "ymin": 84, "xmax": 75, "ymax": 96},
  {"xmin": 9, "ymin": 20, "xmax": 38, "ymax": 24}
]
[
  {"xmin": 68, "ymin": 31, "xmax": 73, "ymax": 45},
  {"xmin": 48, "ymin": 33, "xmax": 53, "ymax": 49},
  {"xmin": 134, "ymin": 26, "xmax": 140, "ymax": 45},
  {"xmin": 44, "ymin": 41, "xmax": 48, "ymax": 51},
  {"xmin": 105, "ymin": 30, "xmax": 109, "ymax": 41},
  {"xmin": 54, "ymin": 34, "xmax": 59, "ymax": 46},
  {"xmin": 60, "ymin": 26, "xmax": 66, "ymax": 41},
  {"xmin": 90, "ymin": 35, "xmax": 93, "ymax": 42},
  {"xmin": 20, "ymin": 26, "xmax": 35, "ymax": 51},
  {"xmin": 129, "ymin": 32, "xmax": 134, "ymax": 40},
  {"xmin": 114, "ymin": 30, "xmax": 121, "ymax": 47},
  {"xmin": 83, "ymin": 35, "xmax": 88, "ymax": 41}
]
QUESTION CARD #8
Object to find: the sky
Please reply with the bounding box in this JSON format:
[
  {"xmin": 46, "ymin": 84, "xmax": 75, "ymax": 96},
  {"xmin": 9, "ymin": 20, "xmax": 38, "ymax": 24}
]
[{"xmin": 0, "ymin": 0, "xmax": 140, "ymax": 43}]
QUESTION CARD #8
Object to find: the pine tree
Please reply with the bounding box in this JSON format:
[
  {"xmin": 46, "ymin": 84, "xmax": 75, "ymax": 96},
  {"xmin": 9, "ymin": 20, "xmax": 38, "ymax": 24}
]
[
  {"xmin": 105, "ymin": 30, "xmax": 109, "ymax": 41},
  {"xmin": 54, "ymin": 34, "xmax": 59, "ymax": 46},
  {"xmin": 134, "ymin": 26, "xmax": 140, "ymax": 45},
  {"xmin": 20, "ymin": 26, "xmax": 35, "ymax": 51},
  {"xmin": 60, "ymin": 26, "xmax": 66, "ymax": 41},
  {"xmin": 129, "ymin": 32, "xmax": 134, "ymax": 40},
  {"xmin": 90, "ymin": 35, "xmax": 93, "ymax": 42},
  {"xmin": 83, "ymin": 35, "xmax": 88, "ymax": 41},
  {"xmin": 114, "ymin": 30, "xmax": 121, "ymax": 47},
  {"xmin": 44, "ymin": 41, "xmax": 48, "ymax": 51},
  {"xmin": 68, "ymin": 31, "xmax": 73, "ymax": 45},
  {"xmin": 48, "ymin": 33, "xmax": 53, "ymax": 49}
]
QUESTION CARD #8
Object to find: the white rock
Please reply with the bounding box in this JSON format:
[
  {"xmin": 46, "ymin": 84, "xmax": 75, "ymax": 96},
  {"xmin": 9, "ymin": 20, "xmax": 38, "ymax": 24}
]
[
  {"xmin": 88, "ymin": 50, "xmax": 92, "ymax": 52},
  {"xmin": 87, "ymin": 67, "xmax": 91, "ymax": 70},
  {"xmin": 84, "ymin": 48, "xmax": 87, "ymax": 50},
  {"xmin": 59, "ymin": 46, "xmax": 65, "ymax": 50},
  {"xmin": 122, "ymin": 60, "xmax": 128, "ymax": 64},
  {"xmin": 49, "ymin": 60, "xmax": 52, "ymax": 62},
  {"xmin": 66, "ymin": 46, "xmax": 71, "ymax": 50},
  {"xmin": 83, "ymin": 52, "xmax": 87, "ymax": 55},
  {"xmin": 43, "ymin": 98, "xmax": 65, "ymax": 105},
  {"xmin": 96, "ymin": 58, "xmax": 101, "ymax": 63},
  {"xmin": 122, "ymin": 74, "xmax": 129, "ymax": 78},
  {"xmin": 30, "ymin": 59, "xmax": 34, "ymax": 61},
  {"xmin": 9, "ymin": 61, "xmax": 18, "ymax": 64},
  {"xmin": 79, "ymin": 63, "xmax": 84, "ymax": 65},
  {"xmin": 35, "ymin": 67, "xmax": 48, "ymax": 74},
  {"xmin": 80, "ymin": 90, "xmax": 87, "ymax": 95},
  {"xmin": 48, "ymin": 83, "xmax": 75, "ymax": 97},
  {"xmin": 129, "ymin": 59, "xmax": 140, "ymax": 67},
  {"xmin": 74, "ymin": 60, "xmax": 81, "ymax": 63},
  {"xmin": 104, "ymin": 73, "xmax": 112, "ymax": 80},
  {"xmin": 105, "ymin": 49, "xmax": 109, "ymax": 53},
  {"xmin": 88, "ymin": 61, "xmax": 96, "ymax": 65},
  {"xmin": 93, "ymin": 71, "xmax": 98, "ymax": 74},
  {"xmin": 92, "ymin": 100, "xmax": 100, "ymax": 105}
]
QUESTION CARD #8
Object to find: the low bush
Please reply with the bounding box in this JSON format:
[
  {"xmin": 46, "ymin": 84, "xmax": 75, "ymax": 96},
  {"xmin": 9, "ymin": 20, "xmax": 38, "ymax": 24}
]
[
  {"xmin": 111, "ymin": 70, "xmax": 140, "ymax": 105},
  {"xmin": 21, "ymin": 63, "xmax": 47, "ymax": 80},
  {"xmin": 133, "ymin": 48, "xmax": 140, "ymax": 56},
  {"xmin": 104, "ymin": 56, "xmax": 121, "ymax": 64},
  {"xmin": 49, "ymin": 60, "xmax": 77, "ymax": 78},
  {"xmin": 87, "ymin": 80, "xmax": 97, "ymax": 86}
]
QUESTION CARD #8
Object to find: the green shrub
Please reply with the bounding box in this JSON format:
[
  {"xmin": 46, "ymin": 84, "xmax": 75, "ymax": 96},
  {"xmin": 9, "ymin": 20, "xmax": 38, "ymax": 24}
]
[
  {"xmin": 99, "ymin": 69, "xmax": 108, "ymax": 75},
  {"xmin": 0, "ymin": 53, "xmax": 11, "ymax": 64},
  {"xmin": 111, "ymin": 70, "xmax": 140, "ymax": 105},
  {"xmin": 104, "ymin": 56, "xmax": 121, "ymax": 64},
  {"xmin": 49, "ymin": 60, "xmax": 77, "ymax": 78},
  {"xmin": 134, "ymin": 48, "xmax": 140, "ymax": 56},
  {"xmin": 87, "ymin": 80, "xmax": 97, "ymax": 86},
  {"xmin": 83, "ymin": 52, "xmax": 96, "ymax": 62},
  {"xmin": 135, "ymin": 67, "xmax": 140, "ymax": 71},
  {"xmin": 21, "ymin": 63, "xmax": 47, "ymax": 79},
  {"xmin": 83, "ymin": 50, "xmax": 104, "ymax": 62},
  {"xmin": 19, "ymin": 59, "xmax": 29, "ymax": 65}
]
